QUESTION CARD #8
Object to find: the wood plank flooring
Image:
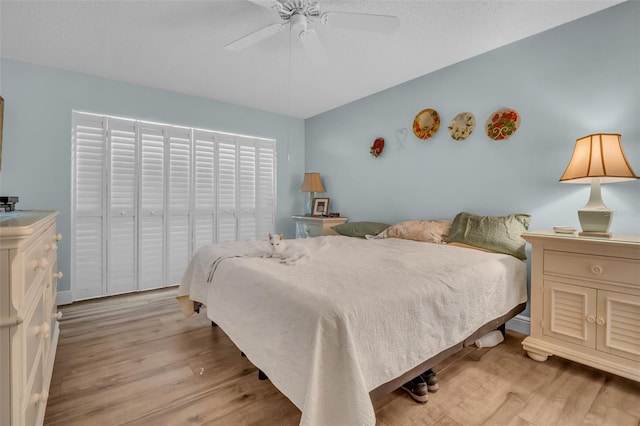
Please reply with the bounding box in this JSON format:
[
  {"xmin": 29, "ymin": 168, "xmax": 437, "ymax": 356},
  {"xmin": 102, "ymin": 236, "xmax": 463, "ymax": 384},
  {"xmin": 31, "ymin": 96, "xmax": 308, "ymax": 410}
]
[{"xmin": 45, "ymin": 288, "xmax": 640, "ymax": 426}]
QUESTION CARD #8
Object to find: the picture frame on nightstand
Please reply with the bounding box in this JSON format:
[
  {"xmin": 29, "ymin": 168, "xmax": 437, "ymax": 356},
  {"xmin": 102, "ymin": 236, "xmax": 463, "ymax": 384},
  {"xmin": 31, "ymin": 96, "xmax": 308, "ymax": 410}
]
[{"xmin": 312, "ymin": 197, "xmax": 330, "ymax": 217}]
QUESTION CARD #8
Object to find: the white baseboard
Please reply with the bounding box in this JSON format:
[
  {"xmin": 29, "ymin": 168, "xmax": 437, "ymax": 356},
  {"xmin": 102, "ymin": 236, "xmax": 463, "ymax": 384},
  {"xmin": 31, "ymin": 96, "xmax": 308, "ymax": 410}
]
[
  {"xmin": 56, "ymin": 290, "xmax": 74, "ymax": 306},
  {"xmin": 506, "ymin": 314, "xmax": 530, "ymax": 335}
]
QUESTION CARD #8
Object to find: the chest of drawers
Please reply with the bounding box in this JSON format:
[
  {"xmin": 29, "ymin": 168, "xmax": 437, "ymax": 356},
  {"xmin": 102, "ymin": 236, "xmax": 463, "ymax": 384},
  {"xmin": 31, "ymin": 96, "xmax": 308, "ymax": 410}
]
[
  {"xmin": 521, "ymin": 231, "xmax": 640, "ymax": 382},
  {"xmin": 1, "ymin": 210, "xmax": 62, "ymax": 425}
]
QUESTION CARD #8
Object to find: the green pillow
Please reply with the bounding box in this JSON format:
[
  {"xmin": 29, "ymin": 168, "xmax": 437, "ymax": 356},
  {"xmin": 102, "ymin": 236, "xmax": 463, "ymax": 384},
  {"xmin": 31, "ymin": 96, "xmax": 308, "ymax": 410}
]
[
  {"xmin": 447, "ymin": 212, "xmax": 531, "ymax": 260},
  {"xmin": 332, "ymin": 221, "xmax": 390, "ymax": 238}
]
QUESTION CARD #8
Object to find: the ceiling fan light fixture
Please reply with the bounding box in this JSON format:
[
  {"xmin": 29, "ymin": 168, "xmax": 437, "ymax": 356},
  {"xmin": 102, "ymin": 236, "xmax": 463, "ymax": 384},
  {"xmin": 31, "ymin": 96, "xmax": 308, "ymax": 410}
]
[
  {"xmin": 290, "ymin": 13, "xmax": 308, "ymax": 32},
  {"xmin": 279, "ymin": 0, "xmax": 321, "ymax": 21},
  {"xmin": 227, "ymin": 0, "xmax": 400, "ymax": 65}
]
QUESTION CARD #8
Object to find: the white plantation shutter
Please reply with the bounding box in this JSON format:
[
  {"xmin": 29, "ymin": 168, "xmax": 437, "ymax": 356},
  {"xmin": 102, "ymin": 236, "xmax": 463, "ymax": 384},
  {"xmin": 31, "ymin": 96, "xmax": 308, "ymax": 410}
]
[
  {"xmin": 107, "ymin": 118, "xmax": 137, "ymax": 295},
  {"xmin": 217, "ymin": 134, "xmax": 237, "ymax": 243},
  {"xmin": 166, "ymin": 127, "xmax": 192, "ymax": 285},
  {"xmin": 72, "ymin": 113, "xmax": 106, "ymax": 299},
  {"xmin": 256, "ymin": 141, "xmax": 276, "ymax": 239},
  {"xmin": 237, "ymin": 137, "xmax": 257, "ymax": 240},
  {"xmin": 193, "ymin": 130, "xmax": 216, "ymax": 251},
  {"xmin": 72, "ymin": 111, "xmax": 276, "ymax": 300},
  {"xmin": 139, "ymin": 124, "xmax": 165, "ymax": 290}
]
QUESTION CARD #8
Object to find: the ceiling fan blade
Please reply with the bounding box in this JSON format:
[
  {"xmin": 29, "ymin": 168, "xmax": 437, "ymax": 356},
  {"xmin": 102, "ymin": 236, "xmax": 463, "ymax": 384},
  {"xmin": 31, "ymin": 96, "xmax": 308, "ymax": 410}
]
[
  {"xmin": 299, "ymin": 29, "xmax": 328, "ymax": 69},
  {"xmin": 321, "ymin": 12, "xmax": 400, "ymax": 33},
  {"xmin": 225, "ymin": 23, "xmax": 285, "ymax": 51},
  {"xmin": 246, "ymin": 0, "xmax": 280, "ymax": 11}
]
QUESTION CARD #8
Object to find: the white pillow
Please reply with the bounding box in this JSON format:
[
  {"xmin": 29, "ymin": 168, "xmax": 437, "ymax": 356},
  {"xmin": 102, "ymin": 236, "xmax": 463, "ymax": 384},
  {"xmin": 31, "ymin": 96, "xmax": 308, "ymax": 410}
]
[{"xmin": 385, "ymin": 220, "xmax": 452, "ymax": 244}]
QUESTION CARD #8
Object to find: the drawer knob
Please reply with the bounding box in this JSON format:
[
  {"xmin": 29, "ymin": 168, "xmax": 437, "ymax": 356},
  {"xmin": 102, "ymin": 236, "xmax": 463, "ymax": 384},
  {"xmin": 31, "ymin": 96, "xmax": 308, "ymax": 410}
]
[
  {"xmin": 596, "ymin": 317, "xmax": 606, "ymax": 326},
  {"xmin": 590, "ymin": 265, "xmax": 603, "ymax": 274},
  {"xmin": 37, "ymin": 258, "xmax": 49, "ymax": 270},
  {"xmin": 54, "ymin": 271, "xmax": 63, "ymax": 280},
  {"xmin": 32, "ymin": 391, "xmax": 49, "ymax": 404},
  {"xmin": 586, "ymin": 315, "xmax": 595, "ymax": 323},
  {"xmin": 54, "ymin": 311, "xmax": 63, "ymax": 320},
  {"xmin": 37, "ymin": 322, "xmax": 50, "ymax": 338},
  {"xmin": 55, "ymin": 233, "xmax": 62, "ymax": 241}
]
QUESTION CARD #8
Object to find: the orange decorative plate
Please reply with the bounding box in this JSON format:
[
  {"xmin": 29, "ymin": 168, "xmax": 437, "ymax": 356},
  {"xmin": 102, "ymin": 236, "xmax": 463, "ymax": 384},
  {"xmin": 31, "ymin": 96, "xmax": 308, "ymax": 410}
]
[
  {"xmin": 485, "ymin": 108, "xmax": 521, "ymax": 141},
  {"xmin": 413, "ymin": 108, "xmax": 440, "ymax": 140}
]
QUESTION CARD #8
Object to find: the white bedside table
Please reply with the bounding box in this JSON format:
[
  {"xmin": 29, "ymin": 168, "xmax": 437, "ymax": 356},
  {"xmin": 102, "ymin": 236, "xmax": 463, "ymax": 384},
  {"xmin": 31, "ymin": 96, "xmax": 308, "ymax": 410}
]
[
  {"xmin": 521, "ymin": 230, "xmax": 640, "ymax": 382},
  {"xmin": 291, "ymin": 215, "xmax": 348, "ymax": 238}
]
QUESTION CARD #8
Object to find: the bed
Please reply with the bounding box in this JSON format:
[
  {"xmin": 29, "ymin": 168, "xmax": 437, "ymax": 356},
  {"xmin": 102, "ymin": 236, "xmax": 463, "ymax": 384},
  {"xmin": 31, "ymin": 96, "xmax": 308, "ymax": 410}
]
[{"xmin": 177, "ymin": 214, "xmax": 529, "ymax": 426}]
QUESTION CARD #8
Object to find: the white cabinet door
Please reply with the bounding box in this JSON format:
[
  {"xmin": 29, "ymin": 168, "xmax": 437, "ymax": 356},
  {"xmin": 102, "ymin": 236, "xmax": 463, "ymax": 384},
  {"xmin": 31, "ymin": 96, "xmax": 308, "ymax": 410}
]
[
  {"xmin": 543, "ymin": 280, "xmax": 597, "ymax": 348},
  {"xmin": 596, "ymin": 290, "xmax": 640, "ymax": 362}
]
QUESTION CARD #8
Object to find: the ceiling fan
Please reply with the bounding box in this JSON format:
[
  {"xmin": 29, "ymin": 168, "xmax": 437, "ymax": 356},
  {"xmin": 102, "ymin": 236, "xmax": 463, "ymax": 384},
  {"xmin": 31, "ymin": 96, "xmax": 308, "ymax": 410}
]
[{"xmin": 225, "ymin": 0, "xmax": 400, "ymax": 67}]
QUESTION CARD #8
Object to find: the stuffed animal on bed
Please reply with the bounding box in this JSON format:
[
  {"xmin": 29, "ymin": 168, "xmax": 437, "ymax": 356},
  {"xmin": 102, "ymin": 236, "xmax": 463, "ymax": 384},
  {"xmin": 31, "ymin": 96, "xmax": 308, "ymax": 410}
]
[{"xmin": 268, "ymin": 233, "xmax": 309, "ymax": 265}]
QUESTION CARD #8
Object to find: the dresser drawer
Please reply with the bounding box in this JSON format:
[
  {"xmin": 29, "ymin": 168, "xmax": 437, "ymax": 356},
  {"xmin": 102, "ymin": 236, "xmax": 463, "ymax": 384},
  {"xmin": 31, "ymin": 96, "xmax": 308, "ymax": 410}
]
[
  {"xmin": 24, "ymin": 292, "xmax": 46, "ymax": 388},
  {"xmin": 22, "ymin": 351, "xmax": 45, "ymax": 426},
  {"xmin": 544, "ymin": 250, "xmax": 640, "ymax": 286},
  {"xmin": 23, "ymin": 237, "xmax": 45, "ymax": 297}
]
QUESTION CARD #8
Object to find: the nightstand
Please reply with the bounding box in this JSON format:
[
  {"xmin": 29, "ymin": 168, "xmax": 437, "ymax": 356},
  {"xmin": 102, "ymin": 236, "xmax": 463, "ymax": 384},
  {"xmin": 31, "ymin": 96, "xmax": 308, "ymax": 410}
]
[
  {"xmin": 291, "ymin": 215, "xmax": 348, "ymax": 238},
  {"xmin": 521, "ymin": 231, "xmax": 640, "ymax": 382}
]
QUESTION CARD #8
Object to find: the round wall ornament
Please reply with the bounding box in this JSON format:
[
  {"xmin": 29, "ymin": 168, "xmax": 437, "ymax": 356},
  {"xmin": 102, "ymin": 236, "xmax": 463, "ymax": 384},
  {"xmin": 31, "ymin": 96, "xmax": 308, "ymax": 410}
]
[
  {"xmin": 485, "ymin": 108, "xmax": 521, "ymax": 141},
  {"xmin": 448, "ymin": 112, "xmax": 476, "ymax": 141},
  {"xmin": 413, "ymin": 108, "xmax": 440, "ymax": 140}
]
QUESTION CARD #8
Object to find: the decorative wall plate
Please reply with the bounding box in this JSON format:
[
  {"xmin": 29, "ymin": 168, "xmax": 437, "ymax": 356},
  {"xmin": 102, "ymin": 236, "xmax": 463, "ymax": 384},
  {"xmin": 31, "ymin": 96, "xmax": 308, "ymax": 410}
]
[
  {"xmin": 370, "ymin": 137, "xmax": 384, "ymax": 157},
  {"xmin": 413, "ymin": 108, "xmax": 440, "ymax": 139},
  {"xmin": 485, "ymin": 108, "xmax": 521, "ymax": 141},
  {"xmin": 448, "ymin": 112, "xmax": 476, "ymax": 141}
]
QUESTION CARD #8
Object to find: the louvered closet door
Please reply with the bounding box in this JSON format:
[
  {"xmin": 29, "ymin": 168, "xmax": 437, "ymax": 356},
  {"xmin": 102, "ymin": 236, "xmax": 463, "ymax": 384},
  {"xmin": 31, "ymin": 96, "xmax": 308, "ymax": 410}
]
[
  {"xmin": 237, "ymin": 137, "xmax": 257, "ymax": 240},
  {"xmin": 73, "ymin": 111, "xmax": 277, "ymax": 300},
  {"xmin": 256, "ymin": 141, "xmax": 276, "ymax": 239},
  {"xmin": 166, "ymin": 128, "xmax": 191, "ymax": 285},
  {"xmin": 193, "ymin": 130, "xmax": 216, "ymax": 251},
  {"xmin": 108, "ymin": 118, "xmax": 137, "ymax": 294},
  {"xmin": 139, "ymin": 124, "xmax": 165, "ymax": 290},
  {"xmin": 73, "ymin": 114, "xmax": 107, "ymax": 299},
  {"xmin": 217, "ymin": 134, "xmax": 237, "ymax": 243}
]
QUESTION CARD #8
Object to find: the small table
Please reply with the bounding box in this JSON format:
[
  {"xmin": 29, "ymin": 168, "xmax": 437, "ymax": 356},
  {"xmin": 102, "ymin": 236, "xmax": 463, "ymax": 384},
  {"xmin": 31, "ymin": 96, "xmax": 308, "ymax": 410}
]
[{"xmin": 291, "ymin": 215, "xmax": 348, "ymax": 238}]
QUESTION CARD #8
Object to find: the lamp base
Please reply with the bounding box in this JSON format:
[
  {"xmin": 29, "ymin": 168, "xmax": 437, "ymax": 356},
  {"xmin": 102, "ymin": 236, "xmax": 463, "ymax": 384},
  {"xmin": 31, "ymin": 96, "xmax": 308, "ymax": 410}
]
[
  {"xmin": 578, "ymin": 208, "xmax": 613, "ymax": 234},
  {"xmin": 304, "ymin": 192, "xmax": 315, "ymax": 216}
]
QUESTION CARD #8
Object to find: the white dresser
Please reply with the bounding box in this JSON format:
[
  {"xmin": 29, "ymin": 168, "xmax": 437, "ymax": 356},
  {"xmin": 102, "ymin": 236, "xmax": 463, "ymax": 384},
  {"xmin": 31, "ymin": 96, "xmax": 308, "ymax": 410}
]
[
  {"xmin": 521, "ymin": 231, "xmax": 640, "ymax": 382},
  {"xmin": 1, "ymin": 210, "xmax": 62, "ymax": 426}
]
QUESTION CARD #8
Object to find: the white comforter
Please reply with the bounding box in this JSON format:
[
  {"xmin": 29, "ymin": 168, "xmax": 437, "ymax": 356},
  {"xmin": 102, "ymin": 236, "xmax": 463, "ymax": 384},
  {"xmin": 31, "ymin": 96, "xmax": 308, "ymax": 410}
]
[{"xmin": 178, "ymin": 236, "xmax": 527, "ymax": 426}]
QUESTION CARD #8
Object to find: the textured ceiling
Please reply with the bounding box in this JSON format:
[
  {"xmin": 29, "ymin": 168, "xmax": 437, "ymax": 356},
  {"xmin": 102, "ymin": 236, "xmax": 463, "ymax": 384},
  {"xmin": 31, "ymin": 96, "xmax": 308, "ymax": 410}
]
[{"xmin": 0, "ymin": 0, "xmax": 624, "ymax": 119}]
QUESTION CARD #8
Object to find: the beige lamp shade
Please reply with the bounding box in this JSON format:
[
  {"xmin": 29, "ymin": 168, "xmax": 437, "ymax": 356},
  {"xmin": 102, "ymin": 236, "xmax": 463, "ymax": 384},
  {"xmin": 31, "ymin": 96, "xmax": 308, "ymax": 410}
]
[
  {"xmin": 300, "ymin": 172, "xmax": 325, "ymax": 193},
  {"xmin": 560, "ymin": 133, "xmax": 638, "ymax": 184},
  {"xmin": 560, "ymin": 133, "xmax": 638, "ymax": 236}
]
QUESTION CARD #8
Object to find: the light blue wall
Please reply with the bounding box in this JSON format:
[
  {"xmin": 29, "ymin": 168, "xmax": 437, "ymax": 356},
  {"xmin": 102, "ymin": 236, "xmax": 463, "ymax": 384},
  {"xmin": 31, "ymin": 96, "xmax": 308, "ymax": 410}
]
[
  {"xmin": 306, "ymin": 1, "xmax": 639, "ymax": 238},
  {"xmin": 0, "ymin": 59, "xmax": 306, "ymax": 292}
]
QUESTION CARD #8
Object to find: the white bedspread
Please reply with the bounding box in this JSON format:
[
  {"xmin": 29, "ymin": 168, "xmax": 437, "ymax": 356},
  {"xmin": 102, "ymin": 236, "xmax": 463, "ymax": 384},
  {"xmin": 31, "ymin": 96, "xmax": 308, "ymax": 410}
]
[{"xmin": 178, "ymin": 236, "xmax": 527, "ymax": 426}]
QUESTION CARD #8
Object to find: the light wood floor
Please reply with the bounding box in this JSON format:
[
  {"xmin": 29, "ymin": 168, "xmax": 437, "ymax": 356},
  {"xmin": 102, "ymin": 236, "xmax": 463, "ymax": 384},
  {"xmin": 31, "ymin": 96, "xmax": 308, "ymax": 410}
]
[{"xmin": 45, "ymin": 288, "xmax": 640, "ymax": 426}]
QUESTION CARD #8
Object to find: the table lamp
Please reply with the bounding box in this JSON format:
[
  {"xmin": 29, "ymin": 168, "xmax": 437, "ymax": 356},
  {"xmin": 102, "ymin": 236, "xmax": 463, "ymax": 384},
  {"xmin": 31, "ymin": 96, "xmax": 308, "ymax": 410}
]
[
  {"xmin": 560, "ymin": 133, "xmax": 638, "ymax": 237},
  {"xmin": 300, "ymin": 172, "xmax": 325, "ymax": 215}
]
